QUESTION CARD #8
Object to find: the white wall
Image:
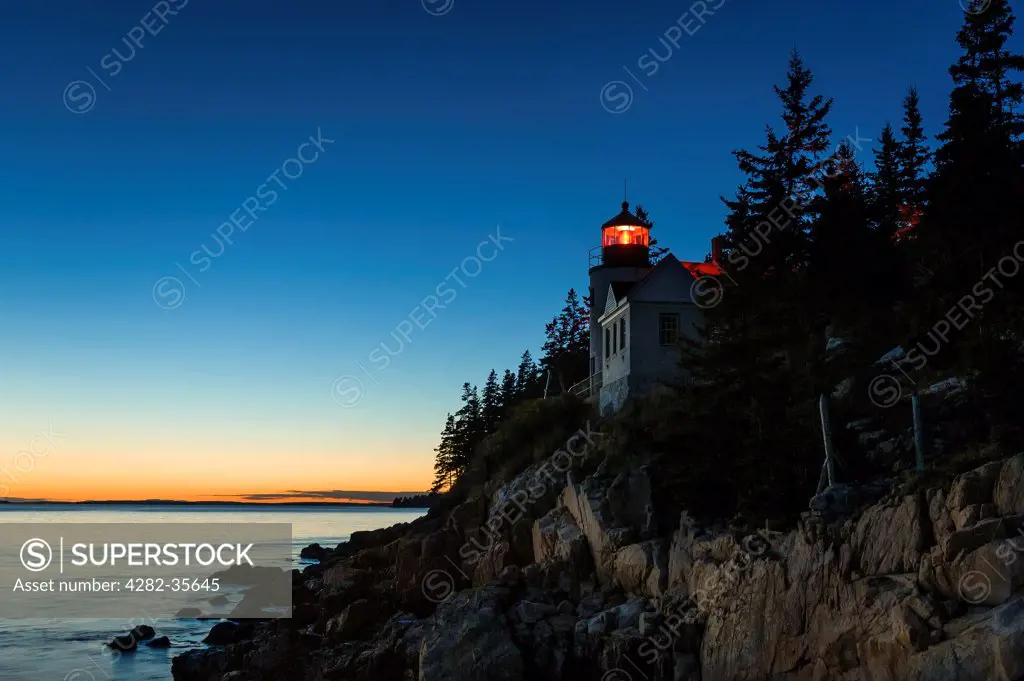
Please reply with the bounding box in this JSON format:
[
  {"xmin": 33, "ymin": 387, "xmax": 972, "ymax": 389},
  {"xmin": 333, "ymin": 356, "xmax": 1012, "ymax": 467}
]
[
  {"xmin": 588, "ymin": 265, "xmax": 650, "ymax": 372},
  {"xmin": 628, "ymin": 301, "xmax": 702, "ymax": 390},
  {"xmin": 601, "ymin": 304, "xmax": 630, "ymax": 385}
]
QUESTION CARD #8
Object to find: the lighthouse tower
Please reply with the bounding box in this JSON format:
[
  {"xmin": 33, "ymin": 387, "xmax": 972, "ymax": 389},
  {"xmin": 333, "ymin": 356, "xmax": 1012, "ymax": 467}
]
[{"xmin": 587, "ymin": 201, "xmax": 653, "ymax": 378}]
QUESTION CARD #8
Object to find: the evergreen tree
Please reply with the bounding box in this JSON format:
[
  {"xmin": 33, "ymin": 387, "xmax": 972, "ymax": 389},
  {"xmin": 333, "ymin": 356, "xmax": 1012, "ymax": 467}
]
[
  {"xmin": 809, "ymin": 142, "xmax": 895, "ymax": 338},
  {"xmin": 870, "ymin": 123, "xmax": 904, "ymax": 238},
  {"xmin": 481, "ymin": 369, "xmax": 501, "ymax": 434},
  {"xmin": 540, "ymin": 289, "xmax": 590, "ymax": 392},
  {"xmin": 516, "ymin": 350, "xmax": 541, "ymax": 400},
  {"xmin": 452, "ymin": 383, "xmax": 483, "ymax": 474},
  {"xmin": 431, "ymin": 414, "xmax": 458, "ymax": 492},
  {"xmin": 499, "ymin": 369, "xmax": 517, "ymax": 417},
  {"xmin": 915, "ymin": 0, "xmax": 1024, "ymax": 336},
  {"xmin": 635, "ymin": 205, "xmax": 669, "ymax": 263},
  {"xmin": 775, "ymin": 50, "xmax": 835, "ymax": 203},
  {"xmin": 670, "ymin": 52, "xmax": 835, "ymax": 517},
  {"xmin": 950, "ymin": 0, "xmax": 1024, "ymax": 138},
  {"xmin": 898, "ymin": 87, "xmax": 931, "ymax": 208},
  {"xmin": 910, "ymin": 0, "xmax": 1024, "ymax": 411}
]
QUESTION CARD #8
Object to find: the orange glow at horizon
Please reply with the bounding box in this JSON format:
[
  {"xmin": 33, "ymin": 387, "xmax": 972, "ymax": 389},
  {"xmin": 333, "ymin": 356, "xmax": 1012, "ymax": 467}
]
[{"xmin": 1, "ymin": 440, "xmax": 434, "ymax": 503}]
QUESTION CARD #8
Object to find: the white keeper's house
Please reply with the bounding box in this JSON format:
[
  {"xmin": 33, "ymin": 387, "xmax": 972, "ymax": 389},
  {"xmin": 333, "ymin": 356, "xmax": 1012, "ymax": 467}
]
[{"xmin": 570, "ymin": 201, "xmax": 723, "ymax": 415}]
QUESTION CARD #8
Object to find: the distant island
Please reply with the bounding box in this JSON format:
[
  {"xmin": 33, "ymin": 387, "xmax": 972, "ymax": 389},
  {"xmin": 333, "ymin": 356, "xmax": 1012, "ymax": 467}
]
[{"xmin": 391, "ymin": 493, "xmax": 439, "ymax": 508}]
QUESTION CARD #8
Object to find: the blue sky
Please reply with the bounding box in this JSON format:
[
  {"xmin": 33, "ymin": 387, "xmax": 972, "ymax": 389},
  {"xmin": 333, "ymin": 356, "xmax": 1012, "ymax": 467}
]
[{"xmin": 0, "ymin": 0, "xmax": 1015, "ymax": 498}]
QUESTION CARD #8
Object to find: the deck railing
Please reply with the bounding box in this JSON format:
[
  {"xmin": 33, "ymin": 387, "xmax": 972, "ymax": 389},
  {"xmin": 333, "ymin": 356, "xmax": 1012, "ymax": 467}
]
[{"xmin": 569, "ymin": 371, "xmax": 602, "ymax": 399}]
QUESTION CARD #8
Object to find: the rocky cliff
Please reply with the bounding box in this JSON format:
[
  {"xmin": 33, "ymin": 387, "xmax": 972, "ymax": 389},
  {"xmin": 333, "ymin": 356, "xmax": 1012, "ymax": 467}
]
[{"xmin": 172, "ymin": 443, "xmax": 1024, "ymax": 681}]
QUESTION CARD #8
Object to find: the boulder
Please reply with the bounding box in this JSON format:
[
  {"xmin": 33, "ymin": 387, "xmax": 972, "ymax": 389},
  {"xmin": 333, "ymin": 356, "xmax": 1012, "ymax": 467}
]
[
  {"xmin": 511, "ymin": 600, "xmax": 557, "ymax": 625},
  {"xmin": 170, "ymin": 647, "xmax": 234, "ymax": 681},
  {"xmin": 994, "ymin": 454, "xmax": 1024, "ymax": 516},
  {"xmin": 108, "ymin": 634, "xmax": 137, "ymax": 653},
  {"xmin": 607, "ymin": 466, "xmax": 657, "ymax": 538},
  {"xmin": 300, "ymin": 542, "xmax": 330, "ymax": 562},
  {"xmin": 666, "ymin": 512, "xmax": 700, "ymax": 594},
  {"xmin": 921, "ymin": 536, "xmax": 1024, "ymax": 606},
  {"xmin": 851, "ymin": 494, "xmax": 928, "ymax": 575},
  {"xmin": 468, "ymin": 452, "xmax": 581, "ymax": 585},
  {"xmin": 612, "ymin": 540, "xmax": 668, "ymax": 599},
  {"xmin": 326, "ymin": 598, "xmax": 379, "ymax": 640},
  {"xmin": 927, "ymin": 489, "xmax": 955, "ymax": 545},
  {"xmin": 952, "ymin": 503, "xmax": 998, "ymax": 530},
  {"xmin": 524, "ymin": 612, "xmax": 576, "ymax": 680},
  {"xmin": 418, "ymin": 587, "xmax": 523, "ymax": 681},
  {"xmin": 938, "ymin": 516, "xmax": 1020, "ymax": 562},
  {"xmin": 576, "ymin": 592, "xmax": 606, "ymax": 619},
  {"xmin": 946, "ymin": 460, "xmax": 1003, "ymax": 513},
  {"xmin": 809, "ymin": 483, "xmax": 856, "ymax": 517},
  {"xmin": 532, "ymin": 506, "xmax": 592, "ymax": 581},
  {"xmin": 562, "ymin": 473, "xmax": 631, "ymax": 582},
  {"xmin": 146, "ymin": 636, "xmax": 171, "ymax": 648},
  {"xmin": 900, "ymin": 598, "xmax": 1024, "ymax": 680},
  {"xmin": 202, "ymin": 621, "xmax": 240, "ymax": 646},
  {"xmin": 891, "ymin": 601, "xmax": 931, "ymax": 651},
  {"xmin": 130, "ymin": 624, "xmax": 155, "ymax": 640}
]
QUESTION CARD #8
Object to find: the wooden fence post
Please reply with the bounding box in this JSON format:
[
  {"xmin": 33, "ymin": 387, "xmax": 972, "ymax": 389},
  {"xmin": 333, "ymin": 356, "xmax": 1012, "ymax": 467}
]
[{"xmin": 819, "ymin": 394, "xmax": 836, "ymax": 487}]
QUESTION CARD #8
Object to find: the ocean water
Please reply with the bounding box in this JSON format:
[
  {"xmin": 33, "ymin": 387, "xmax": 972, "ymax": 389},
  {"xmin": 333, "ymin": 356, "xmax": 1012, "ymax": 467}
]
[{"xmin": 0, "ymin": 505, "xmax": 425, "ymax": 681}]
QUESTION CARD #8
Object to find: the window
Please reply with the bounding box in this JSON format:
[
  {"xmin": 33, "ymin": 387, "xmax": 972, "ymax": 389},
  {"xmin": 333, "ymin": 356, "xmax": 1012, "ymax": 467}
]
[
  {"xmin": 619, "ymin": 318, "xmax": 626, "ymax": 351},
  {"xmin": 659, "ymin": 313, "xmax": 679, "ymax": 346},
  {"xmin": 605, "ymin": 328, "xmax": 611, "ymax": 361},
  {"xmin": 612, "ymin": 324, "xmax": 617, "ymax": 354}
]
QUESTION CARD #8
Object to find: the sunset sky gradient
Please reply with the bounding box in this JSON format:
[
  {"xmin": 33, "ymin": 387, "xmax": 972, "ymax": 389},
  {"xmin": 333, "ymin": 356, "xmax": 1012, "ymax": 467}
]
[{"xmin": 0, "ymin": 0, "xmax": 1010, "ymax": 501}]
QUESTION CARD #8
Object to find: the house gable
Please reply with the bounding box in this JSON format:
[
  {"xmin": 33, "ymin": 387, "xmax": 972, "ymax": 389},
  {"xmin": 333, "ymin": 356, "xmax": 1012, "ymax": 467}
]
[
  {"xmin": 603, "ymin": 283, "xmax": 619, "ymax": 316},
  {"xmin": 626, "ymin": 254, "xmax": 698, "ymax": 306}
]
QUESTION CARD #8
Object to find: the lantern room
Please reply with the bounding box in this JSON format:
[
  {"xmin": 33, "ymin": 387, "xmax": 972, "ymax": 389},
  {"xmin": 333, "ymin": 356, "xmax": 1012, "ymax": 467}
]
[{"xmin": 600, "ymin": 201, "xmax": 650, "ymax": 267}]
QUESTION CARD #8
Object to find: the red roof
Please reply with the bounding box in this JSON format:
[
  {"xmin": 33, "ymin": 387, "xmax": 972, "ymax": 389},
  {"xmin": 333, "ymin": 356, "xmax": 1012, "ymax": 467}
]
[{"xmin": 680, "ymin": 260, "xmax": 723, "ymax": 278}]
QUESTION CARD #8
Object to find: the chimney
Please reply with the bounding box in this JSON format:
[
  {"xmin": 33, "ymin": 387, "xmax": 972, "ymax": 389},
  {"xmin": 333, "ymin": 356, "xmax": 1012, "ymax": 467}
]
[{"xmin": 711, "ymin": 237, "xmax": 722, "ymax": 264}]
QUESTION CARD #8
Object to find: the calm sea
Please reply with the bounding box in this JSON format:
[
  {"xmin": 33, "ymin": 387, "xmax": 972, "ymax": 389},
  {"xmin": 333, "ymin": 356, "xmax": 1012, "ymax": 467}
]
[{"xmin": 0, "ymin": 505, "xmax": 425, "ymax": 681}]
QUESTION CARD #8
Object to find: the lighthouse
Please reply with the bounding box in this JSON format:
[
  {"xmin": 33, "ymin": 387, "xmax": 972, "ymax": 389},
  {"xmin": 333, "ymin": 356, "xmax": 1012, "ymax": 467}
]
[{"xmin": 587, "ymin": 201, "xmax": 654, "ymax": 379}]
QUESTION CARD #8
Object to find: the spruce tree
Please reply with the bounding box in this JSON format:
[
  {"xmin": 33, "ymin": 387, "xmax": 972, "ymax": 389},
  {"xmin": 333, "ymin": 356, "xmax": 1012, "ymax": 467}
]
[
  {"xmin": 540, "ymin": 289, "xmax": 590, "ymax": 392},
  {"xmin": 912, "ymin": 0, "xmax": 1024, "ymax": 413},
  {"xmin": 870, "ymin": 123, "xmax": 904, "ymax": 238},
  {"xmin": 499, "ymin": 369, "xmax": 517, "ymax": 417},
  {"xmin": 898, "ymin": 87, "xmax": 931, "ymax": 209},
  {"xmin": 917, "ymin": 0, "xmax": 1024, "ymax": 328},
  {"xmin": 809, "ymin": 142, "xmax": 894, "ymax": 341},
  {"xmin": 672, "ymin": 51, "xmax": 835, "ymax": 518},
  {"xmin": 452, "ymin": 383, "xmax": 482, "ymax": 474},
  {"xmin": 635, "ymin": 205, "xmax": 669, "ymax": 263},
  {"xmin": 431, "ymin": 414, "xmax": 458, "ymax": 492},
  {"xmin": 481, "ymin": 369, "xmax": 501, "ymax": 434},
  {"xmin": 516, "ymin": 350, "xmax": 540, "ymax": 400}
]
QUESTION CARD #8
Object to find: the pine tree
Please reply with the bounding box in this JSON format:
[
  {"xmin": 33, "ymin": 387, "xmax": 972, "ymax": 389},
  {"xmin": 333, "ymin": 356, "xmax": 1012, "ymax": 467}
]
[
  {"xmin": 917, "ymin": 0, "xmax": 1024, "ymax": 320},
  {"xmin": 950, "ymin": 0, "xmax": 1024, "ymax": 138},
  {"xmin": 809, "ymin": 142, "xmax": 895, "ymax": 339},
  {"xmin": 452, "ymin": 383, "xmax": 483, "ymax": 474},
  {"xmin": 898, "ymin": 87, "xmax": 931, "ymax": 208},
  {"xmin": 516, "ymin": 350, "xmax": 540, "ymax": 400},
  {"xmin": 775, "ymin": 50, "xmax": 835, "ymax": 203},
  {"xmin": 540, "ymin": 289, "xmax": 590, "ymax": 393},
  {"xmin": 481, "ymin": 369, "xmax": 501, "ymax": 434},
  {"xmin": 671, "ymin": 52, "xmax": 835, "ymax": 517},
  {"xmin": 431, "ymin": 414, "xmax": 458, "ymax": 492},
  {"xmin": 635, "ymin": 205, "xmax": 669, "ymax": 263},
  {"xmin": 499, "ymin": 369, "xmax": 517, "ymax": 418},
  {"xmin": 870, "ymin": 123, "xmax": 904, "ymax": 238},
  {"xmin": 910, "ymin": 0, "xmax": 1024, "ymax": 401}
]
